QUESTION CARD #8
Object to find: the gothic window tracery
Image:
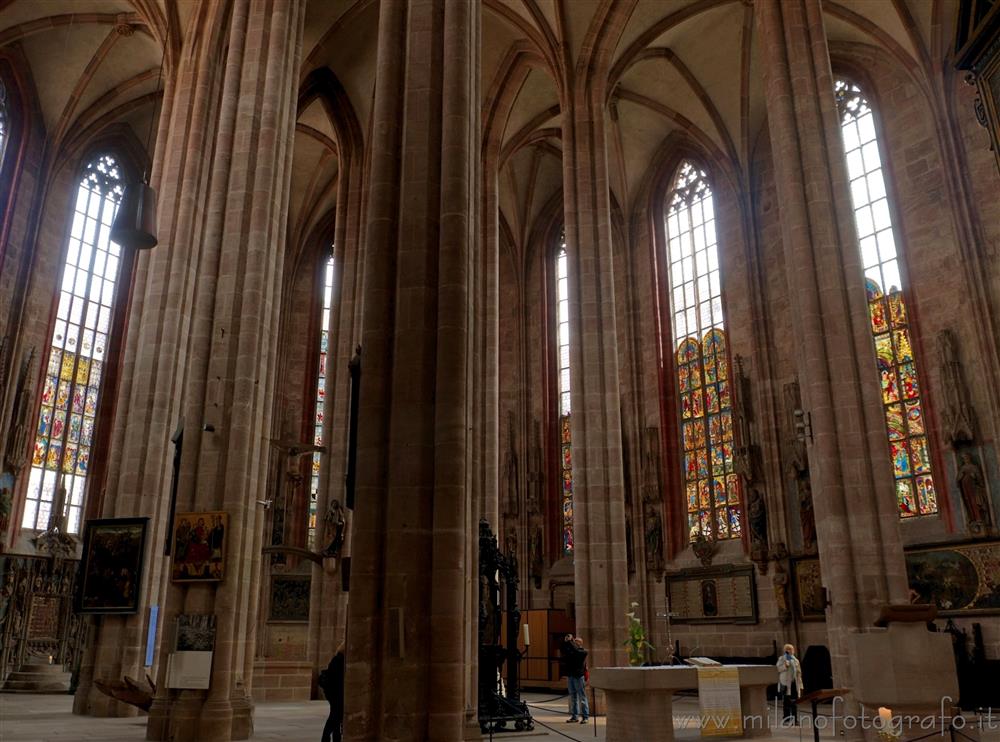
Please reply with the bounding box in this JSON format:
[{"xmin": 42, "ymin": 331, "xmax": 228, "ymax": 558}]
[
  {"xmin": 308, "ymin": 253, "xmax": 334, "ymax": 547},
  {"xmin": 663, "ymin": 162, "xmax": 741, "ymax": 542},
  {"xmin": 835, "ymin": 79, "xmax": 938, "ymax": 517},
  {"xmin": 23, "ymin": 154, "xmax": 125, "ymax": 534},
  {"xmin": 555, "ymin": 234, "xmax": 573, "ymax": 554}
]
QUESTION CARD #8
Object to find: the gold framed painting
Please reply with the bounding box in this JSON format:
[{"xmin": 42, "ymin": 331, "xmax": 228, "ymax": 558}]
[{"xmin": 171, "ymin": 511, "xmax": 227, "ymax": 582}]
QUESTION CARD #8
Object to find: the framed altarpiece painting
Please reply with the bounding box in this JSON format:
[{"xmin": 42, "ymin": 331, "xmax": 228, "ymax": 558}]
[{"xmin": 76, "ymin": 517, "xmax": 148, "ymax": 614}]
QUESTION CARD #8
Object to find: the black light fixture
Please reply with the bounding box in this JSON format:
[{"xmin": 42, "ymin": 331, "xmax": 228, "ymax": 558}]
[
  {"xmin": 111, "ymin": 24, "xmax": 166, "ymax": 250},
  {"xmin": 110, "ymin": 179, "xmax": 157, "ymax": 248}
]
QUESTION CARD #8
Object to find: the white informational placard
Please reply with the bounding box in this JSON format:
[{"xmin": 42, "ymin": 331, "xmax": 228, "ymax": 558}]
[
  {"xmin": 166, "ymin": 651, "xmax": 213, "ymax": 689},
  {"xmin": 697, "ymin": 666, "xmax": 743, "ymax": 737}
]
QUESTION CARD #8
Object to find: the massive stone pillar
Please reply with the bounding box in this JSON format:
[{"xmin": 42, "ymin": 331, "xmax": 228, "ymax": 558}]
[
  {"xmin": 560, "ymin": 19, "xmax": 632, "ymax": 669},
  {"xmin": 344, "ymin": 0, "xmax": 480, "ymax": 739},
  {"xmin": 144, "ymin": 2, "xmax": 304, "ymax": 739},
  {"xmin": 72, "ymin": 0, "xmax": 304, "ymax": 739},
  {"xmin": 72, "ymin": 4, "xmax": 216, "ymax": 721},
  {"xmin": 755, "ymin": 0, "xmax": 909, "ymax": 692}
]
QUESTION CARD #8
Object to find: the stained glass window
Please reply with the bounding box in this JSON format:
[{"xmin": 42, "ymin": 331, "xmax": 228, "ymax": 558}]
[
  {"xmin": 22, "ymin": 155, "xmax": 125, "ymax": 534},
  {"xmin": 664, "ymin": 162, "xmax": 741, "ymax": 542},
  {"xmin": 556, "ymin": 236, "xmax": 573, "ymax": 554},
  {"xmin": 308, "ymin": 254, "xmax": 335, "ymax": 548},
  {"xmin": 835, "ymin": 79, "xmax": 938, "ymax": 517}
]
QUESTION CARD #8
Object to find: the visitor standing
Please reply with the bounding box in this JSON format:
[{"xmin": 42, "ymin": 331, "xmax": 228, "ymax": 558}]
[
  {"xmin": 776, "ymin": 643, "xmax": 803, "ymax": 724},
  {"xmin": 560, "ymin": 634, "xmax": 589, "ymax": 724},
  {"xmin": 319, "ymin": 644, "xmax": 346, "ymax": 742}
]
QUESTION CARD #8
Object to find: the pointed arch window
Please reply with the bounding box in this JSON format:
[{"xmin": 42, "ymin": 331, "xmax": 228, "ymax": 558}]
[
  {"xmin": 308, "ymin": 253, "xmax": 334, "ymax": 547},
  {"xmin": 555, "ymin": 234, "xmax": 573, "ymax": 554},
  {"xmin": 663, "ymin": 162, "xmax": 741, "ymax": 542},
  {"xmin": 835, "ymin": 79, "xmax": 937, "ymax": 517},
  {"xmin": 22, "ymin": 154, "xmax": 125, "ymax": 534}
]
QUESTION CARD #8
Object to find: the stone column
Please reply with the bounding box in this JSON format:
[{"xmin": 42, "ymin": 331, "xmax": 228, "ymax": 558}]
[
  {"xmin": 755, "ymin": 0, "xmax": 909, "ymax": 692},
  {"xmin": 560, "ymin": 51, "xmax": 631, "ymax": 668},
  {"xmin": 126, "ymin": 1, "xmax": 303, "ymax": 740},
  {"xmin": 72, "ymin": 5, "xmax": 209, "ymax": 720},
  {"xmin": 344, "ymin": 0, "xmax": 480, "ymax": 740}
]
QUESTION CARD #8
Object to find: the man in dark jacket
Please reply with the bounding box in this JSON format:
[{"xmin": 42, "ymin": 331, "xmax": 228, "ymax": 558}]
[
  {"xmin": 318, "ymin": 646, "xmax": 346, "ymax": 742},
  {"xmin": 560, "ymin": 635, "xmax": 589, "ymax": 723}
]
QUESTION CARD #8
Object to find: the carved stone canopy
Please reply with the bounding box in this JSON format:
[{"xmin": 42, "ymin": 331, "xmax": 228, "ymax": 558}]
[{"xmin": 937, "ymin": 329, "xmax": 977, "ymax": 446}]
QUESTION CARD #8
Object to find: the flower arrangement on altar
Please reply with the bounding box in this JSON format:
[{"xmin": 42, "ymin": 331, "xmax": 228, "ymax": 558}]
[{"xmin": 624, "ymin": 602, "xmax": 654, "ymax": 666}]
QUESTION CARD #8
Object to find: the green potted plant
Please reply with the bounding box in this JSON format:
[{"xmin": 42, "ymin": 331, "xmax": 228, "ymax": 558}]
[{"xmin": 623, "ymin": 602, "xmax": 654, "ymax": 666}]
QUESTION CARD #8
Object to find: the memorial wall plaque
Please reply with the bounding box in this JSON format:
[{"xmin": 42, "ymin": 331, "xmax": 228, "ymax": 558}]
[
  {"xmin": 27, "ymin": 596, "xmax": 60, "ymax": 641},
  {"xmin": 792, "ymin": 558, "xmax": 825, "ymax": 621},
  {"xmin": 666, "ymin": 565, "xmax": 757, "ymax": 624}
]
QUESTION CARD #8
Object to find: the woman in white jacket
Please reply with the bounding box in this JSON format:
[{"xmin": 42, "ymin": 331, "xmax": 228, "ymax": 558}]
[{"xmin": 776, "ymin": 643, "xmax": 803, "ymax": 724}]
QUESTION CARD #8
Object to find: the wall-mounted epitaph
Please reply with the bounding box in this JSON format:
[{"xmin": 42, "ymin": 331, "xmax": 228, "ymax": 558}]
[{"xmin": 666, "ymin": 565, "xmax": 757, "ymax": 624}]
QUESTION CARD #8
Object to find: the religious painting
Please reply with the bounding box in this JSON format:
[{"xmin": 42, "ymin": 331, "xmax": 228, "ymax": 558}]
[
  {"xmin": 792, "ymin": 558, "xmax": 825, "ymax": 621},
  {"xmin": 77, "ymin": 517, "xmax": 148, "ymax": 614},
  {"xmin": 666, "ymin": 565, "xmax": 757, "ymax": 624},
  {"xmin": 269, "ymin": 576, "xmax": 311, "ymax": 622},
  {"xmin": 171, "ymin": 511, "xmax": 227, "ymax": 582},
  {"xmin": 906, "ymin": 541, "xmax": 1000, "ymax": 615}
]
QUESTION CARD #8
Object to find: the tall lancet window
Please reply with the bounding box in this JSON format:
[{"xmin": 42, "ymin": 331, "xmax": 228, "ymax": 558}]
[
  {"xmin": 555, "ymin": 235, "xmax": 573, "ymax": 554},
  {"xmin": 835, "ymin": 79, "xmax": 938, "ymax": 517},
  {"xmin": 23, "ymin": 155, "xmax": 125, "ymax": 534},
  {"xmin": 664, "ymin": 162, "xmax": 741, "ymax": 542},
  {"xmin": 308, "ymin": 254, "xmax": 334, "ymax": 546}
]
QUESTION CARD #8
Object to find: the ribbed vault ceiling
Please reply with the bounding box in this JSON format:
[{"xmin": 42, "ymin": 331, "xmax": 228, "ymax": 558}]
[{"xmin": 0, "ymin": 0, "xmax": 955, "ymax": 271}]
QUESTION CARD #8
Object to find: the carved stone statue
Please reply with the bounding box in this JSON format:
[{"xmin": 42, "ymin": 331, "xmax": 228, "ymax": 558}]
[
  {"xmin": 732, "ymin": 356, "xmax": 754, "ymax": 480},
  {"xmin": 957, "ymin": 453, "xmax": 993, "ymax": 536},
  {"xmin": 798, "ymin": 478, "xmax": 817, "ymax": 554},
  {"xmin": 641, "ymin": 427, "xmax": 662, "ymax": 504},
  {"xmin": 4, "ymin": 348, "xmax": 36, "ymax": 476},
  {"xmin": 505, "ymin": 526, "xmax": 517, "ymax": 558},
  {"xmin": 937, "ymin": 330, "xmax": 977, "ymax": 446},
  {"xmin": 526, "ymin": 421, "xmax": 542, "ymax": 516},
  {"xmin": 503, "ymin": 413, "xmax": 519, "ymax": 518},
  {"xmin": 772, "ymin": 560, "xmax": 792, "ymax": 625},
  {"xmin": 321, "ymin": 499, "xmax": 346, "ymax": 558},
  {"xmin": 747, "ymin": 487, "xmax": 769, "ymax": 572},
  {"xmin": 529, "ymin": 525, "xmax": 543, "ymax": 589},
  {"xmin": 784, "ymin": 379, "xmax": 817, "ymax": 554},
  {"xmin": 32, "ymin": 485, "xmax": 76, "ymax": 560},
  {"xmin": 644, "ymin": 503, "xmax": 663, "ymax": 577}
]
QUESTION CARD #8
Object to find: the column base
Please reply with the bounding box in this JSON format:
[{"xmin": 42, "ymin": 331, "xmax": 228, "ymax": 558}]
[
  {"xmin": 72, "ymin": 682, "xmax": 140, "ymax": 718},
  {"xmin": 147, "ymin": 694, "xmax": 254, "ymax": 741}
]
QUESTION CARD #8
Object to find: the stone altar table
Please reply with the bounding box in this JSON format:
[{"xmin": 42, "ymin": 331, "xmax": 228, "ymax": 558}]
[{"xmin": 590, "ymin": 665, "xmax": 777, "ymax": 742}]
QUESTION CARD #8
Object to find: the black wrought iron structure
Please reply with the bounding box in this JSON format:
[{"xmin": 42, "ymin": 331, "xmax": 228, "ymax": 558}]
[{"xmin": 478, "ymin": 520, "xmax": 533, "ymax": 734}]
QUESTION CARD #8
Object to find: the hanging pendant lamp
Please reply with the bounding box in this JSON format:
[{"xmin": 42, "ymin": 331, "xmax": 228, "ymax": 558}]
[
  {"xmin": 110, "ymin": 180, "xmax": 158, "ymax": 249},
  {"xmin": 111, "ymin": 23, "xmax": 167, "ymax": 250}
]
